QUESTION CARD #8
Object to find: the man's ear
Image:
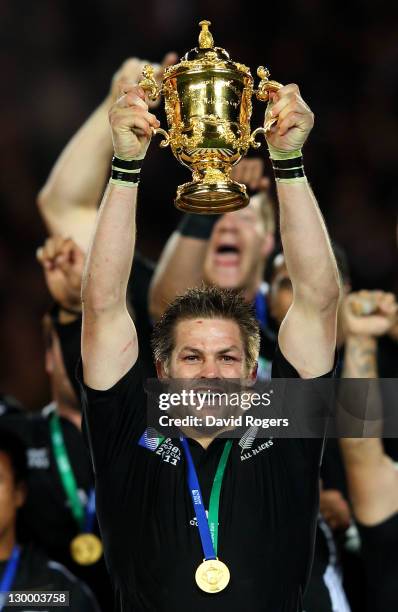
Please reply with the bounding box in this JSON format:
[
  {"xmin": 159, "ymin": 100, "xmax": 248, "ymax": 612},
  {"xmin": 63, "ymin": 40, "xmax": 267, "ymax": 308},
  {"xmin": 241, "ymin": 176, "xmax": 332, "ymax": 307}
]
[
  {"xmin": 245, "ymin": 363, "xmax": 258, "ymax": 385},
  {"xmin": 15, "ymin": 481, "xmax": 27, "ymax": 509},
  {"xmin": 156, "ymin": 360, "xmax": 169, "ymax": 379}
]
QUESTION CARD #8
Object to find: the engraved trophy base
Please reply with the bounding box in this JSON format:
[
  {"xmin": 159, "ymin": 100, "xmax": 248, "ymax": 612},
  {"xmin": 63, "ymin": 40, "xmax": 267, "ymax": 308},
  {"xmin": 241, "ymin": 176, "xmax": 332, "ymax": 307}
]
[{"xmin": 175, "ymin": 180, "xmax": 249, "ymax": 214}]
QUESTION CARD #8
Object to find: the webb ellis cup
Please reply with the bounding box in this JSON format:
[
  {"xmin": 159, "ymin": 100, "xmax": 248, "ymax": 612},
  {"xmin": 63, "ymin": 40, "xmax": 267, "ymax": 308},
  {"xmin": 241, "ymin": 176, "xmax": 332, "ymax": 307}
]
[{"xmin": 139, "ymin": 20, "xmax": 282, "ymax": 214}]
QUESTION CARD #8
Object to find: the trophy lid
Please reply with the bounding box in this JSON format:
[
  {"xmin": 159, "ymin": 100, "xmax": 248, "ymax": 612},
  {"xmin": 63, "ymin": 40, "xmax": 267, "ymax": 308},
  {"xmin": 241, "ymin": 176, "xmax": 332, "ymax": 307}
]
[
  {"xmin": 182, "ymin": 20, "xmax": 231, "ymax": 62},
  {"xmin": 164, "ymin": 20, "xmax": 251, "ymax": 78}
]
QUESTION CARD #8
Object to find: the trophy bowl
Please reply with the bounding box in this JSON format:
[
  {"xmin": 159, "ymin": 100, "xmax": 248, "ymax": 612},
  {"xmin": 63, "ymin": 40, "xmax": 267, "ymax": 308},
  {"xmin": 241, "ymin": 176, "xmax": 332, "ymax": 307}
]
[{"xmin": 139, "ymin": 20, "xmax": 281, "ymax": 214}]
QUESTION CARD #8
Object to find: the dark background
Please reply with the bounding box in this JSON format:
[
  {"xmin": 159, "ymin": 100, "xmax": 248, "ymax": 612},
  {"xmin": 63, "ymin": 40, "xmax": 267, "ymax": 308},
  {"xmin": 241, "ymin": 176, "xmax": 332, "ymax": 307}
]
[{"xmin": 0, "ymin": 0, "xmax": 397, "ymax": 409}]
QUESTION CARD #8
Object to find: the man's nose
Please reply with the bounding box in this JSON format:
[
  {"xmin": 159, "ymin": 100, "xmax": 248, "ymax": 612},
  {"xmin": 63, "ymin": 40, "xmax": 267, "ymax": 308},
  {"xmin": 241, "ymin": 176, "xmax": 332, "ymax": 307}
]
[
  {"xmin": 216, "ymin": 213, "xmax": 239, "ymax": 232},
  {"xmin": 199, "ymin": 360, "xmax": 220, "ymax": 378}
]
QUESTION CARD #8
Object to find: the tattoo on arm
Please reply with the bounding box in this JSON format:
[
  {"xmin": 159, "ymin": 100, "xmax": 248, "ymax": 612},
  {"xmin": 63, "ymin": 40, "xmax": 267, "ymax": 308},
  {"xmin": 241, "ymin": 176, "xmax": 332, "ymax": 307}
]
[{"xmin": 343, "ymin": 336, "xmax": 377, "ymax": 379}]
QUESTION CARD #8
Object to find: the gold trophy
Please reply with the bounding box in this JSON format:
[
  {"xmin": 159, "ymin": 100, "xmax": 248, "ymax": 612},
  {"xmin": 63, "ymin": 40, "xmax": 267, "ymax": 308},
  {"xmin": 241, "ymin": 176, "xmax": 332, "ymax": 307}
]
[{"xmin": 139, "ymin": 20, "xmax": 282, "ymax": 213}]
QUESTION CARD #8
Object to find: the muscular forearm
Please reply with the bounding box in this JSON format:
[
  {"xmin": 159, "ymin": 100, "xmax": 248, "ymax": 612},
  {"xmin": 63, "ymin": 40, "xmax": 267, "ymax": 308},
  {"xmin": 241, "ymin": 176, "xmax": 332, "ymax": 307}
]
[
  {"xmin": 277, "ymin": 180, "xmax": 340, "ymax": 307},
  {"xmin": 340, "ymin": 336, "xmax": 382, "ymax": 464},
  {"xmin": 339, "ymin": 331, "xmax": 398, "ymax": 523},
  {"xmin": 37, "ymin": 99, "xmax": 113, "ymax": 239},
  {"xmin": 339, "ymin": 432, "xmax": 398, "ymax": 524},
  {"xmin": 342, "ymin": 335, "xmax": 378, "ymax": 378},
  {"xmin": 81, "ymin": 83, "xmax": 157, "ymax": 389},
  {"xmin": 82, "ymin": 183, "xmax": 137, "ymax": 313}
]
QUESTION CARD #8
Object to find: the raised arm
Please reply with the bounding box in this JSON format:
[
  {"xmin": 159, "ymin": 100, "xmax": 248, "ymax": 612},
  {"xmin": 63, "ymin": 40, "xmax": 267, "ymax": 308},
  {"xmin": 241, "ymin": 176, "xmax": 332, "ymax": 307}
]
[
  {"xmin": 37, "ymin": 55, "xmax": 176, "ymax": 252},
  {"xmin": 81, "ymin": 85, "xmax": 159, "ymax": 390},
  {"xmin": 339, "ymin": 290, "xmax": 398, "ymax": 525},
  {"xmin": 37, "ymin": 97, "xmax": 112, "ymax": 251},
  {"xmin": 266, "ymin": 84, "xmax": 340, "ymax": 377}
]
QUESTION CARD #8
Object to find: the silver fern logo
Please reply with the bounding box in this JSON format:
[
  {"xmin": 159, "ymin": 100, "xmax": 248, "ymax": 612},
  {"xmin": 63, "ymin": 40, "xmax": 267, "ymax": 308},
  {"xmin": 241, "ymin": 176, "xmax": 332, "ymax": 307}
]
[
  {"xmin": 239, "ymin": 427, "xmax": 274, "ymax": 461},
  {"xmin": 238, "ymin": 426, "xmax": 259, "ymax": 453}
]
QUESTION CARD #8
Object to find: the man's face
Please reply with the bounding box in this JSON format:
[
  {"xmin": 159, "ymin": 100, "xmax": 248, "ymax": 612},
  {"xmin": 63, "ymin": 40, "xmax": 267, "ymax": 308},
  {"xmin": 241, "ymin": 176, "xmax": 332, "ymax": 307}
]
[
  {"xmin": 156, "ymin": 318, "xmax": 257, "ymax": 425},
  {"xmin": 158, "ymin": 318, "xmax": 255, "ymax": 380},
  {"xmin": 203, "ymin": 196, "xmax": 273, "ymax": 292},
  {"xmin": 0, "ymin": 452, "xmax": 25, "ymax": 536}
]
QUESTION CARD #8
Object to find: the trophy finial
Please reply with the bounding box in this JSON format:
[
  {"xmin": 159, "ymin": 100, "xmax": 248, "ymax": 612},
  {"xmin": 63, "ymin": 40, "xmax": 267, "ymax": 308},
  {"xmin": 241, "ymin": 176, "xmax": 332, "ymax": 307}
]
[
  {"xmin": 257, "ymin": 66, "xmax": 270, "ymax": 81},
  {"xmin": 198, "ymin": 20, "xmax": 214, "ymax": 49}
]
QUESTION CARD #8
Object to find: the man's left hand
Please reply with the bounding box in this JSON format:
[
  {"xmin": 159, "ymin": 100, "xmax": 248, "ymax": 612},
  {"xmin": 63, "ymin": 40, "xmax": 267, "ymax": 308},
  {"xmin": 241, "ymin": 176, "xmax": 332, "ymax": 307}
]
[
  {"xmin": 266, "ymin": 84, "xmax": 314, "ymax": 152},
  {"xmin": 37, "ymin": 236, "xmax": 84, "ymax": 313},
  {"xmin": 342, "ymin": 290, "xmax": 398, "ymax": 338}
]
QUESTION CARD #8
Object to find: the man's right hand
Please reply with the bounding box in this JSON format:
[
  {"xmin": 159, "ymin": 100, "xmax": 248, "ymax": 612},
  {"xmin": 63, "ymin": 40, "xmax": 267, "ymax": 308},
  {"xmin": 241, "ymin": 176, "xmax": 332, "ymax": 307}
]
[
  {"xmin": 342, "ymin": 290, "xmax": 398, "ymax": 337},
  {"xmin": 37, "ymin": 236, "xmax": 84, "ymax": 312},
  {"xmin": 109, "ymin": 84, "xmax": 159, "ymax": 161}
]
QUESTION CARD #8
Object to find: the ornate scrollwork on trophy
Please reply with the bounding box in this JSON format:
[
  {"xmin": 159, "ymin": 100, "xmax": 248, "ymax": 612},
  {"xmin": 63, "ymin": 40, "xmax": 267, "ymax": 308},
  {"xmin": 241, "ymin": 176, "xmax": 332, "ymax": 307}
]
[{"xmin": 140, "ymin": 65, "xmax": 160, "ymax": 101}]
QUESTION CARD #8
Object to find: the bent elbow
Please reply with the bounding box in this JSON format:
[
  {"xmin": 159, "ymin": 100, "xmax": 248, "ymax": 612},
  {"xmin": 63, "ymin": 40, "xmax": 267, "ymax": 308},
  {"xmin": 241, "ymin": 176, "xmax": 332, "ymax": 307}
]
[
  {"xmin": 320, "ymin": 279, "xmax": 341, "ymax": 312},
  {"xmin": 297, "ymin": 277, "xmax": 341, "ymax": 314}
]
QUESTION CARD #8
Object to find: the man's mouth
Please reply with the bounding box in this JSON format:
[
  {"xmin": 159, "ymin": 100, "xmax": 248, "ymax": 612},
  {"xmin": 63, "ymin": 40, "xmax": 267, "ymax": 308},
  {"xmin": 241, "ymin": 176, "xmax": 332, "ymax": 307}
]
[
  {"xmin": 213, "ymin": 244, "xmax": 241, "ymax": 267},
  {"xmin": 190, "ymin": 384, "xmax": 226, "ymax": 395}
]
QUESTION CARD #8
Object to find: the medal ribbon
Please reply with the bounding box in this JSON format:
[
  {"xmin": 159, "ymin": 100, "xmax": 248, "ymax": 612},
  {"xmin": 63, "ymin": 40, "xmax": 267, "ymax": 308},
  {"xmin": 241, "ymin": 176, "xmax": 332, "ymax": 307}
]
[
  {"xmin": 0, "ymin": 545, "xmax": 21, "ymax": 612},
  {"xmin": 82, "ymin": 489, "xmax": 96, "ymax": 533},
  {"xmin": 50, "ymin": 413, "xmax": 95, "ymax": 532},
  {"xmin": 181, "ymin": 438, "xmax": 233, "ymax": 559},
  {"xmin": 254, "ymin": 290, "xmax": 267, "ymax": 328}
]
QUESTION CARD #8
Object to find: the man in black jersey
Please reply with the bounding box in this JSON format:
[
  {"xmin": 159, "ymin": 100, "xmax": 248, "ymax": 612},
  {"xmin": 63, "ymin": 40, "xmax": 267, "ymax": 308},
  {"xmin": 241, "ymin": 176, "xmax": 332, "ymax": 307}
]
[
  {"xmin": 340, "ymin": 289, "xmax": 398, "ymax": 612},
  {"xmin": 78, "ymin": 79, "xmax": 340, "ymax": 612},
  {"xmin": 0, "ymin": 312, "xmax": 113, "ymax": 610},
  {"xmin": 0, "ymin": 430, "xmax": 99, "ymax": 612}
]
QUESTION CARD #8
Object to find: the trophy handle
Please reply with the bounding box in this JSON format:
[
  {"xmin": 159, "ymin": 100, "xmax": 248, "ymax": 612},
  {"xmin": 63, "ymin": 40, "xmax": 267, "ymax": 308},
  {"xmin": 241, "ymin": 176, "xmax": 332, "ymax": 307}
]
[
  {"xmin": 249, "ymin": 127, "xmax": 268, "ymax": 149},
  {"xmin": 139, "ymin": 65, "xmax": 170, "ymax": 148},
  {"xmin": 138, "ymin": 64, "xmax": 161, "ymax": 101},
  {"xmin": 152, "ymin": 127, "xmax": 170, "ymax": 148},
  {"xmin": 255, "ymin": 66, "xmax": 283, "ymax": 102},
  {"xmin": 254, "ymin": 66, "xmax": 284, "ymax": 136}
]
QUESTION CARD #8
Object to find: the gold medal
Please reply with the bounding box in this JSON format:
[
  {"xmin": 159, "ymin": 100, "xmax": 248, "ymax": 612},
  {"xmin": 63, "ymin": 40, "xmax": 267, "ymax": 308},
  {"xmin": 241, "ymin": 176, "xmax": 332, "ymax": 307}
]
[
  {"xmin": 70, "ymin": 533, "xmax": 103, "ymax": 566},
  {"xmin": 195, "ymin": 558, "xmax": 230, "ymax": 593}
]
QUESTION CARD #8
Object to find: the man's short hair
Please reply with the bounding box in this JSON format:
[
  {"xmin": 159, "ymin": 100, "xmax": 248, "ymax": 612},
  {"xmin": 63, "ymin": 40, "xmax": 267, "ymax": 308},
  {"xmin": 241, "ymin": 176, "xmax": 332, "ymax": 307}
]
[
  {"xmin": 151, "ymin": 285, "xmax": 260, "ymax": 372},
  {"xmin": 0, "ymin": 430, "xmax": 27, "ymax": 485}
]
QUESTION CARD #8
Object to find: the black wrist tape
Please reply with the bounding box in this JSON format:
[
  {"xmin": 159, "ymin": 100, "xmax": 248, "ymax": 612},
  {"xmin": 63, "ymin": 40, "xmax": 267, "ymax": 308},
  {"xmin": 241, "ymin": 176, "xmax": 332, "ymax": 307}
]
[
  {"xmin": 271, "ymin": 156, "xmax": 304, "ymax": 169},
  {"xmin": 111, "ymin": 169, "xmax": 141, "ymax": 184},
  {"xmin": 273, "ymin": 167, "xmax": 305, "ymax": 179},
  {"xmin": 112, "ymin": 156, "xmax": 144, "ymax": 171}
]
